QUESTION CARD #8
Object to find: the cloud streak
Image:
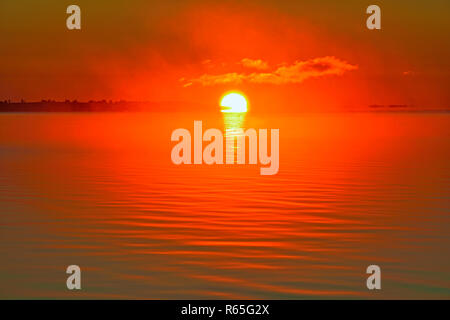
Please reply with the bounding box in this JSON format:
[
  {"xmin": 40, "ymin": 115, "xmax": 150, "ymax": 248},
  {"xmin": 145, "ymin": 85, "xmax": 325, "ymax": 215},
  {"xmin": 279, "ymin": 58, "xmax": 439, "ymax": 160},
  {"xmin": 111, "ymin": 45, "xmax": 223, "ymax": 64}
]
[
  {"xmin": 183, "ymin": 56, "xmax": 357, "ymax": 87},
  {"xmin": 240, "ymin": 58, "xmax": 269, "ymax": 70}
]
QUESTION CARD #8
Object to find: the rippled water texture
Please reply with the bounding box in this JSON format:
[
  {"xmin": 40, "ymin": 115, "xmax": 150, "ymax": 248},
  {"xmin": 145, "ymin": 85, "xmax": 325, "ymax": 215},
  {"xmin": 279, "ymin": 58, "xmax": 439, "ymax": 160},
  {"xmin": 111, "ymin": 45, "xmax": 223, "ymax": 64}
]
[{"xmin": 0, "ymin": 112, "xmax": 449, "ymax": 298}]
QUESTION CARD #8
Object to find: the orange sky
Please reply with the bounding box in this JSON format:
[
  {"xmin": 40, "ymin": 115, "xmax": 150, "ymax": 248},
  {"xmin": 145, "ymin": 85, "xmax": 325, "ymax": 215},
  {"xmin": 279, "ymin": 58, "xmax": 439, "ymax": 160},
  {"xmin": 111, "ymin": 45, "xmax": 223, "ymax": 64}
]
[{"xmin": 0, "ymin": 0, "xmax": 449, "ymax": 111}]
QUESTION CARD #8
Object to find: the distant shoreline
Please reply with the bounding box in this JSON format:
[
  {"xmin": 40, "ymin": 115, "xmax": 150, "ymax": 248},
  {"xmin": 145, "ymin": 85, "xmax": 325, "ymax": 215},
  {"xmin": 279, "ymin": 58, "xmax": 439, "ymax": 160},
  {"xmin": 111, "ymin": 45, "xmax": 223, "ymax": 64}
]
[
  {"xmin": 0, "ymin": 101, "xmax": 448, "ymax": 113},
  {"xmin": 0, "ymin": 101, "xmax": 150, "ymax": 112}
]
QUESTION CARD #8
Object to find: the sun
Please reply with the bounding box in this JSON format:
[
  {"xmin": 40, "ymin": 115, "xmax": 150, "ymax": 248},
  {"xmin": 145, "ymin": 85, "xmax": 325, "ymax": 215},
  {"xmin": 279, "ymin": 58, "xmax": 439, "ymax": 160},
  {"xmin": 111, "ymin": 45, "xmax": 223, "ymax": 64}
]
[{"xmin": 220, "ymin": 92, "xmax": 248, "ymax": 113}]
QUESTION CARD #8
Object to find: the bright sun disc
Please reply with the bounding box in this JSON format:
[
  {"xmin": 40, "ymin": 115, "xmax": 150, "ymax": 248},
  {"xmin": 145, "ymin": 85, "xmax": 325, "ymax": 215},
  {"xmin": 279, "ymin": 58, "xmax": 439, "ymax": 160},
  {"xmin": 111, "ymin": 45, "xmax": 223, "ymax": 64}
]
[{"xmin": 220, "ymin": 92, "xmax": 248, "ymax": 113}]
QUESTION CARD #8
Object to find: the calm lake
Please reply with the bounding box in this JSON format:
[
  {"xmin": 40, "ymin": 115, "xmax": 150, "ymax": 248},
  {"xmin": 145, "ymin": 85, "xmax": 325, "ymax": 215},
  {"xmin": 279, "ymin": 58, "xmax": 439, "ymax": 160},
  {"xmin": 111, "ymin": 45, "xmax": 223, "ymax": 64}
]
[{"xmin": 0, "ymin": 112, "xmax": 449, "ymax": 299}]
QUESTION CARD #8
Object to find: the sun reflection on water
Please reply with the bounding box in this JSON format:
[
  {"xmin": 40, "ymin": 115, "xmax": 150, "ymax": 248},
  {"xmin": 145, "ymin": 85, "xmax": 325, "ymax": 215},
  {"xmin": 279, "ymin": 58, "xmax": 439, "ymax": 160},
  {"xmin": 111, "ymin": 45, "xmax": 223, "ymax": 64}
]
[{"xmin": 223, "ymin": 112, "xmax": 246, "ymax": 164}]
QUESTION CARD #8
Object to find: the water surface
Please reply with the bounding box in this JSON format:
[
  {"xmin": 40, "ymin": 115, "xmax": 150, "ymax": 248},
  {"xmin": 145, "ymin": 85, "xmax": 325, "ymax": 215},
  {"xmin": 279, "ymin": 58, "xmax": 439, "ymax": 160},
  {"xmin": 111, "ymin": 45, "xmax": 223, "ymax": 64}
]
[{"xmin": 0, "ymin": 112, "xmax": 449, "ymax": 299}]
